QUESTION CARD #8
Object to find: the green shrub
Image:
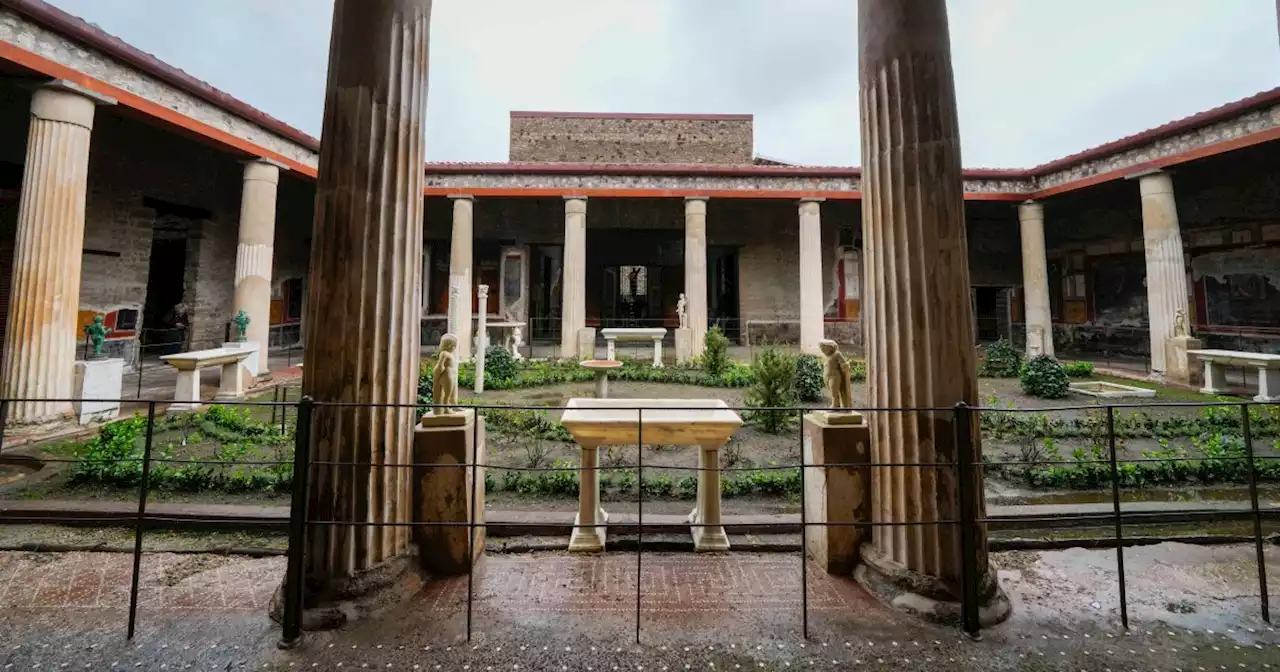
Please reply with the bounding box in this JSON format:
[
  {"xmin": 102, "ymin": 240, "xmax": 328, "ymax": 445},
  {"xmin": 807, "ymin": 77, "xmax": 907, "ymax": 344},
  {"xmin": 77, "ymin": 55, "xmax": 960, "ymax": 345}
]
[
  {"xmin": 484, "ymin": 345, "xmax": 518, "ymax": 385},
  {"xmin": 978, "ymin": 339, "xmax": 1023, "ymax": 378},
  {"xmin": 70, "ymin": 416, "xmax": 147, "ymax": 486},
  {"xmin": 794, "ymin": 355, "xmax": 824, "ymax": 402},
  {"xmin": 745, "ymin": 346, "xmax": 797, "ymax": 434},
  {"xmin": 849, "ymin": 360, "xmax": 867, "ymax": 383},
  {"xmin": 1020, "ymin": 355, "xmax": 1070, "ymax": 399},
  {"xmin": 1062, "ymin": 361, "xmax": 1095, "ymax": 378},
  {"xmin": 702, "ymin": 326, "xmax": 730, "ymax": 376}
]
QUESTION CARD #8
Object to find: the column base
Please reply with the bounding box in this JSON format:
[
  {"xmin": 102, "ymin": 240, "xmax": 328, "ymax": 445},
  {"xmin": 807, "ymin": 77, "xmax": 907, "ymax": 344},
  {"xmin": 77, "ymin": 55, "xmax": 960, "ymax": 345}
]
[
  {"xmin": 568, "ymin": 508, "xmax": 608, "ymax": 552},
  {"xmin": 854, "ymin": 544, "xmax": 1011, "ymax": 628},
  {"xmin": 269, "ymin": 553, "xmax": 424, "ymax": 631}
]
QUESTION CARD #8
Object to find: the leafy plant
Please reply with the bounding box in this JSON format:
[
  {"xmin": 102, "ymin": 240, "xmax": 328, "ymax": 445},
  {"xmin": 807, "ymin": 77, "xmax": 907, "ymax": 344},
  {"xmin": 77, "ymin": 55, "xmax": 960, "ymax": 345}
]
[
  {"xmin": 702, "ymin": 326, "xmax": 730, "ymax": 376},
  {"xmin": 794, "ymin": 354, "xmax": 824, "ymax": 403},
  {"xmin": 745, "ymin": 346, "xmax": 797, "ymax": 434},
  {"xmin": 978, "ymin": 338, "xmax": 1023, "ymax": 378},
  {"xmin": 1062, "ymin": 360, "xmax": 1095, "ymax": 378},
  {"xmin": 483, "ymin": 345, "xmax": 518, "ymax": 385},
  {"xmin": 1020, "ymin": 355, "xmax": 1069, "ymax": 399}
]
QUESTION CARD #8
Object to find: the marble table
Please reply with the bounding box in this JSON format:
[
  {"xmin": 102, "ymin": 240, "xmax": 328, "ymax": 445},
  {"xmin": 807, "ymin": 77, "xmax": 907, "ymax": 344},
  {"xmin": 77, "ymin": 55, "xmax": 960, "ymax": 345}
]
[{"xmin": 559, "ymin": 398, "xmax": 744, "ymax": 552}]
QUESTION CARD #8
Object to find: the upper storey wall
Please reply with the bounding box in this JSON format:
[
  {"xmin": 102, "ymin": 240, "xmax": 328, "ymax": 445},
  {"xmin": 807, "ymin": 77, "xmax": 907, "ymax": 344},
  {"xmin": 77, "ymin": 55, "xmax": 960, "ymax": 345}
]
[{"xmin": 509, "ymin": 113, "xmax": 753, "ymax": 164}]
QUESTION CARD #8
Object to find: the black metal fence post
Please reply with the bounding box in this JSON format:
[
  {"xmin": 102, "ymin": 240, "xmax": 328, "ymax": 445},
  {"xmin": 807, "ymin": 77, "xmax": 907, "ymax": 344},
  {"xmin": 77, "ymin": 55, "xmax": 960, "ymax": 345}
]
[
  {"xmin": 278, "ymin": 396, "xmax": 313, "ymax": 648},
  {"xmin": 1105, "ymin": 405, "xmax": 1129, "ymax": 629},
  {"xmin": 635, "ymin": 407, "xmax": 643, "ymax": 645},
  {"xmin": 954, "ymin": 402, "xmax": 981, "ymax": 639},
  {"xmin": 1240, "ymin": 403, "xmax": 1271, "ymax": 624},
  {"xmin": 135, "ymin": 359, "xmax": 144, "ymax": 399},
  {"xmin": 126, "ymin": 401, "xmax": 158, "ymax": 640},
  {"xmin": 466, "ymin": 404, "xmax": 479, "ymax": 642},
  {"xmin": 798, "ymin": 407, "xmax": 809, "ymax": 640}
]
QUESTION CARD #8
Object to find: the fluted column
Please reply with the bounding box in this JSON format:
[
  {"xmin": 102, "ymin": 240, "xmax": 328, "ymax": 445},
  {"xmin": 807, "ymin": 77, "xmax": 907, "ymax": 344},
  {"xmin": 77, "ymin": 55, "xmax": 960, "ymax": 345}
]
[
  {"xmin": 1138, "ymin": 171, "xmax": 1189, "ymax": 376},
  {"xmin": 561, "ymin": 197, "xmax": 587, "ymax": 358},
  {"xmin": 856, "ymin": 0, "xmax": 1006, "ymax": 624},
  {"xmin": 300, "ymin": 0, "xmax": 430, "ymax": 616},
  {"xmin": 798, "ymin": 198, "xmax": 825, "ymax": 355},
  {"xmin": 683, "ymin": 197, "xmax": 708, "ymax": 356},
  {"xmin": 1017, "ymin": 200, "xmax": 1054, "ymax": 357},
  {"xmin": 233, "ymin": 160, "xmax": 280, "ymax": 373},
  {"xmin": 2, "ymin": 81, "xmax": 113, "ymax": 424},
  {"xmin": 448, "ymin": 195, "xmax": 474, "ymax": 359}
]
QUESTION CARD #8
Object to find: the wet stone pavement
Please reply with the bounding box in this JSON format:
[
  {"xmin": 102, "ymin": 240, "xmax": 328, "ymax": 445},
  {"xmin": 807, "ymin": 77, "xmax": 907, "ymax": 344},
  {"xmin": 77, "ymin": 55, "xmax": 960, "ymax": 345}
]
[{"xmin": 1, "ymin": 548, "xmax": 1278, "ymax": 670}]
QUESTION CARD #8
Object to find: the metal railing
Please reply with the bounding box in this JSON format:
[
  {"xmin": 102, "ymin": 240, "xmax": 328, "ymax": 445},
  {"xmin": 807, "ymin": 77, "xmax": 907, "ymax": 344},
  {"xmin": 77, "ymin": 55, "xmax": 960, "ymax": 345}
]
[{"xmin": 0, "ymin": 395, "xmax": 1274, "ymax": 647}]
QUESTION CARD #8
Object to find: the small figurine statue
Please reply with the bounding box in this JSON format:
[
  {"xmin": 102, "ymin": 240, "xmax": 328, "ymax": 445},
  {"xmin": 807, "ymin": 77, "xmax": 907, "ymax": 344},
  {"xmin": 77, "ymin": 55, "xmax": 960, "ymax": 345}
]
[
  {"xmin": 232, "ymin": 309, "xmax": 251, "ymax": 342},
  {"xmin": 510, "ymin": 326, "xmax": 525, "ymax": 360},
  {"xmin": 676, "ymin": 293, "xmax": 688, "ymax": 329},
  {"xmin": 83, "ymin": 315, "xmax": 110, "ymax": 360},
  {"xmin": 819, "ymin": 339, "xmax": 853, "ymax": 411},
  {"xmin": 430, "ymin": 333, "xmax": 458, "ymax": 415},
  {"xmin": 1173, "ymin": 310, "xmax": 1187, "ymax": 338}
]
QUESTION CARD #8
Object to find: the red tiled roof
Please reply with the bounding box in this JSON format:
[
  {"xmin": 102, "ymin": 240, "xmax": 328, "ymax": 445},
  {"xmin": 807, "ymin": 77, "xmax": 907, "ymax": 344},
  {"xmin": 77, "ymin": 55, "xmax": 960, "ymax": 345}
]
[{"xmin": 0, "ymin": 0, "xmax": 320, "ymax": 152}]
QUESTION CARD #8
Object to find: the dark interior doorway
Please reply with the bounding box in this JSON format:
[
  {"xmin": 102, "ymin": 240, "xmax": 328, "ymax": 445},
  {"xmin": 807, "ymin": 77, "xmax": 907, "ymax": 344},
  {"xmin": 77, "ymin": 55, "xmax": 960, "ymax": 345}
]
[
  {"xmin": 141, "ymin": 235, "xmax": 188, "ymax": 355},
  {"xmin": 973, "ymin": 286, "xmax": 1002, "ymax": 342}
]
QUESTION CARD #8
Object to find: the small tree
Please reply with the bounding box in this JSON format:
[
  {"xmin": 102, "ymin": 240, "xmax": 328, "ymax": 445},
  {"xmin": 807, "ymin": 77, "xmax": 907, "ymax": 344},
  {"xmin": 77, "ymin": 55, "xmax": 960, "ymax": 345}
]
[
  {"xmin": 484, "ymin": 345, "xmax": 518, "ymax": 385},
  {"xmin": 978, "ymin": 338, "xmax": 1023, "ymax": 378},
  {"xmin": 745, "ymin": 346, "xmax": 797, "ymax": 433},
  {"xmin": 794, "ymin": 354, "xmax": 824, "ymax": 402},
  {"xmin": 1020, "ymin": 354, "xmax": 1070, "ymax": 399},
  {"xmin": 702, "ymin": 325, "xmax": 730, "ymax": 376}
]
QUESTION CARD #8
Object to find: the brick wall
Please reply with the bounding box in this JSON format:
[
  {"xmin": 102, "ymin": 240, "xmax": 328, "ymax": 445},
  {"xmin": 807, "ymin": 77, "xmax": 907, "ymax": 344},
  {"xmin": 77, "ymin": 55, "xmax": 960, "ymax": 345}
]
[{"xmin": 509, "ymin": 114, "xmax": 753, "ymax": 164}]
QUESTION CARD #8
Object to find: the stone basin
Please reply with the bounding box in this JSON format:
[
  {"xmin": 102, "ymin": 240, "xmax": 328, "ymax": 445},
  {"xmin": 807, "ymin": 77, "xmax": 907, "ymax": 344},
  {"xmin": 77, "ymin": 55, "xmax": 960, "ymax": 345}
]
[{"xmin": 1069, "ymin": 381, "xmax": 1157, "ymax": 399}]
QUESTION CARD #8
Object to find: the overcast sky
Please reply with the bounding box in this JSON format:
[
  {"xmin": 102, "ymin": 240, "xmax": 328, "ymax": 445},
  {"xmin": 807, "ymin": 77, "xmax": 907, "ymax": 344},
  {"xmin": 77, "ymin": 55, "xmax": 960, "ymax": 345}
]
[{"xmin": 46, "ymin": 0, "xmax": 1279, "ymax": 168}]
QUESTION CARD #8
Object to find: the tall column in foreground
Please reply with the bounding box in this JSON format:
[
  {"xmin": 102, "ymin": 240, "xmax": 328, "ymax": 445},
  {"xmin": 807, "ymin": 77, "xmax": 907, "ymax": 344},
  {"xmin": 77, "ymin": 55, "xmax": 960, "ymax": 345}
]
[
  {"xmin": 2, "ymin": 81, "xmax": 113, "ymax": 424},
  {"xmin": 561, "ymin": 197, "xmax": 587, "ymax": 358},
  {"xmin": 1017, "ymin": 200, "xmax": 1054, "ymax": 357},
  {"xmin": 299, "ymin": 0, "xmax": 430, "ymax": 624},
  {"xmin": 448, "ymin": 195, "xmax": 474, "ymax": 359},
  {"xmin": 798, "ymin": 198, "xmax": 825, "ymax": 355},
  {"xmin": 233, "ymin": 160, "xmax": 280, "ymax": 373},
  {"xmin": 1137, "ymin": 170, "xmax": 1189, "ymax": 376},
  {"xmin": 856, "ymin": 0, "xmax": 1008, "ymax": 625},
  {"xmin": 684, "ymin": 197, "xmax": 708, "ymax": 356}
]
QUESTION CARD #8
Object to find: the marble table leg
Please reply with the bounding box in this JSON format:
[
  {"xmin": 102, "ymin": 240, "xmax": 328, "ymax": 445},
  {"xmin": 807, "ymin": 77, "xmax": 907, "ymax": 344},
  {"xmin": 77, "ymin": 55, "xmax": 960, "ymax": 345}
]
[
  {"xmin": 689, "ymin": 441, "xmax": 730, "ymax": 551},
  {"xmin": 594, "ymin": 370, "xmax": 609, "ymax": 398},
  {"xmin": 1200, "ymin": 360, "xmax": 1229, "ymax": 395},
  {"xmin": 652, "ymin": 340, "xmax": 663, "ymax": 368},
  {"xmin": 170, "ymin": 369, "xmax": 202, "ymax": 412},
  {"xmin": 1254, "ymin": 366, "xmax": 1280, "ymax": 402},
  {"xmin": 569, "ymin": 442, "xmax": 608, "ymax": 552}
]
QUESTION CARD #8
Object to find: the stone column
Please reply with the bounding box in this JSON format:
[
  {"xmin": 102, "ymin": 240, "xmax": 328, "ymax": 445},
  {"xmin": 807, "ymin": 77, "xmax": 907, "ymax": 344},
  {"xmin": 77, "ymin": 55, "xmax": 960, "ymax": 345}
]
[
  {"xmin": 448, "ymin": 195, "xmax": 474, "ymax": 360},
  {"xmin": 233, "ymin": 160, "xmax": 280, "ymax": 374},
  {"xmin": 1017, "ymin": 200, "xmax": 1054, "ymax": 357},
  {"xmin": 296, "ymin": 0, "xmax": 430, "ymax": 626},
  {"xmin": 1, "ymin": 81, "xmax": 113, "ymax": 425},
  {"xmin": 856, "ymin": 0, "xmax": 1008, "ymax": 625},
  {"xmin": 561, "ymin": 197, "xmax": 587, "ymax": 358},
  {"xmin": 684, "ymin": 197, "xmax": 708, "ymax": 356},
  {"xmin": 1137, "ymin": 170, "xmax": 1190, "ymax": 376},
  {"xmin": 798, "ymin": 198, "xmax": 824, "ymax": 355}
]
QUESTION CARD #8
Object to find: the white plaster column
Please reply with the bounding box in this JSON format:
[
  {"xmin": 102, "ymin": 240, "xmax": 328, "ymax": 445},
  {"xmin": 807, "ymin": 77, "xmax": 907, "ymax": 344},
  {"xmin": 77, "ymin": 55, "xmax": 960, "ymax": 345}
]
[
  {"xmin": 2, "ymin": 81, "xmax": 114, "ymax": 424},
  {"xmin": 561, "ymin": 197, "xmax": 587, "ymax": 358},
  {"xmin": 449, "ymin": 195, "xmax": 474, "ymax": 360},
  {"xmin": 1017, "ymin": 200, "xmax": 1054, "ymax": 357},
  {"xmin": 684, "ymin": 197, "xmax": 709, "ymax": 356},
  {"xmin": 798, "ymin": 198, "xmax": 825, "ymax": 355},
  {"xmin": 1137, "ymin": 171, "xmax": 1190, "ymax": 376},
  {"xmin": 474, "ymin": 284, "xmax": 488, "ymax": 393},
  {"xmin": 233, "ymin": 160, "xmax": 280, "ymax": 374}
]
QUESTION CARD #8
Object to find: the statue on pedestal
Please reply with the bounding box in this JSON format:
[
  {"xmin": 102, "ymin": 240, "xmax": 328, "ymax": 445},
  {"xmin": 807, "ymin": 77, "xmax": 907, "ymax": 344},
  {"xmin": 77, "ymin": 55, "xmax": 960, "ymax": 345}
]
[
  {"xmin": 677, "ymin": 293, "xmax": 687, "ymax": 329},
  {"xmin": 232, "ymin": 309, "xmax": 251, "ymax": 342},
  {"xmin": 83, "ymin": 315, "xmax": 110, "ymax": 360},
  {"xmin": 431, "ymin": 333, "xmax": 458, "ymax": 415},
  {"xmin": 819, "ymin": 339, "xmax": 853, "ymax": 411}
]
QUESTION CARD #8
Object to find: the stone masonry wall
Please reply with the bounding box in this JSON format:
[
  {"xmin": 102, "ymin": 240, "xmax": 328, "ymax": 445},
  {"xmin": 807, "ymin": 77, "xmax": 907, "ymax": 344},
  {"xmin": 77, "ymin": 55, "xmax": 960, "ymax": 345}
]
[{"xmin": 509, "ymin": 114, "xmax": 753, "ymax": 164}]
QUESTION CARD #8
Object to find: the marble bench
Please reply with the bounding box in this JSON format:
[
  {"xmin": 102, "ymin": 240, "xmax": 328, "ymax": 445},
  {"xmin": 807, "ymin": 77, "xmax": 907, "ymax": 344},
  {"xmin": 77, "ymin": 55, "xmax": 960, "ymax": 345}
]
[
  {"xmin": 1187, "ymin": 349, "xmax": 1280, "ymax": 402},
  {"xmin": 160, "ymin": 347, "xmax": 255, "ymax": 411},
  {"xmin": 601, "ymin": 327, "xmax": 667, "ymax": 367}
]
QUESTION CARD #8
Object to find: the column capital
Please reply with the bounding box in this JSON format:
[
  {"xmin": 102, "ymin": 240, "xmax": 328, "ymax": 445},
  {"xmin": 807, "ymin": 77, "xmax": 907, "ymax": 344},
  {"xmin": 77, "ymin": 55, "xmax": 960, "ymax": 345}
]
[
  {"xmin": 684, "ymin": 195, "xmax": 710, "ymax": 203},
  {"xmin": 564, "ymin": 196, "xmax": 587, "ymax": 214},
  {"xmin": 242, "ymin": 159, "xmax": 281, "ymax": 185},
  {"xmin": 29, "ymin": 80, "xmax": 115, "ymax": 129},
  {"xmin": 1017, "ymin": 200, "xmax": 1044, "ymax": 221},
  {"xmin": 448, "ymin": 193, "xmax": 475, "ymax": 201},
  {"xmin": 799, "ymin": 197, "xmax": 826, "ymax": 204},
  {"xmin": 1133, "ymin": 169, "xmax": 1175, "ymax": 198}
]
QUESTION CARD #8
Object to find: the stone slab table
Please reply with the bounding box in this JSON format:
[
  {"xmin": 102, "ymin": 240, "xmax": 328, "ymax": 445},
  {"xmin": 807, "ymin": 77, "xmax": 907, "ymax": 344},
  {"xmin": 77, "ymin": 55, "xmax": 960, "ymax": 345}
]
[
  {"xmin": 559, "ymin": 398, "xmax": 743, "ymax": 552},
  {"xmin": 1187, "ymin": 349, "xmax": 1280, "ymax": 401},
  {"xmin": 159, "ymin": 347, "xmax": 254, "ymax": 411},
  {"xmin": 601, "ymin": 327, "xmax": 667, "ymax": 367}
]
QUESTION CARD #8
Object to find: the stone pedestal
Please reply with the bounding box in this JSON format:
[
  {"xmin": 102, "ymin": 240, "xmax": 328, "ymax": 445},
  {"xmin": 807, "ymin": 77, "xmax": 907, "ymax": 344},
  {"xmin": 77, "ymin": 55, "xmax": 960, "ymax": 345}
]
[
  {"xmin": 223, "ymin": 341, "xmax": 261, "ymax": 378},
  {"xmin": 690, "ymin": 442, "xmax": 730, "ymax": 552},
  {"xmin": 1, "ymin": 82, "xmax": 114, "ymax": 425},
  {"xmin": 72, "ymin": 359, "xmax": 123, "ymax": 425},
  {"xmin": 1164, "ymin": 335, "xmax": 1203, "ymax": 386},
  {"xmin": 293, "ymin": 0, "xmax": 431, "ymax": 630},
  {"xmin": 856, "ymin": 0, "xmax": 1009, "ymax": 627},
  {"xmin": 232, "ymin": 160, "xmax": 280, "ymax": 375},
  {"xmin": 569, "ymin": 442, "xmax": 609, "ymax": 552},
  {"xmin": 413, "ymin": 413, "xmax": 485, "ymax": 575},
  {"xmin": 803, "ymin": 414, "xmax": 871, "ymax": 575},
  {"xmin": 674, "ymin": 328, "xmax": 694, "ymax": 365},
  {"xmin": 577, "ymin": 327, "xmax": 596, "ymax": 361}
]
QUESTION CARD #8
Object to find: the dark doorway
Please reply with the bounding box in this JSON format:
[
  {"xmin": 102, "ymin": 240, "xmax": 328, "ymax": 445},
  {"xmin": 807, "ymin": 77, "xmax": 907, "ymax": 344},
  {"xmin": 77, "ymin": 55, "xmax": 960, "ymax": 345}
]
[
  {"xmin": 709, "ymin": 246, "xmax": 740, "ymax": 339},
  {"xmin": 141, "ymin": 235, "xmax": 188, "ymax": 355},
  {"xmin": 973, "ymin": 286, "xmax": 1003, "ymax": 342},
  {"xmin": 529, "ymin": 244, "xmax": 563, "ymax": 341}
]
